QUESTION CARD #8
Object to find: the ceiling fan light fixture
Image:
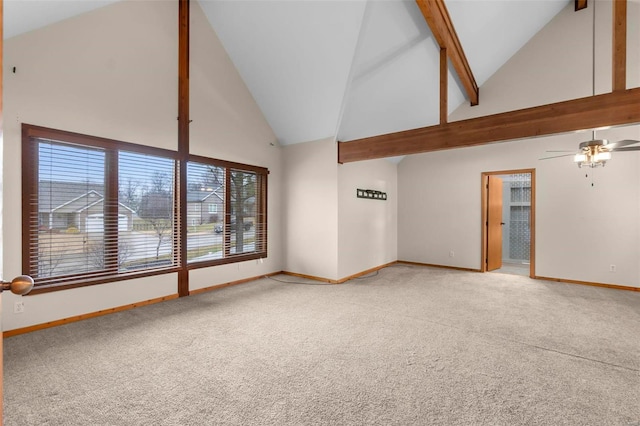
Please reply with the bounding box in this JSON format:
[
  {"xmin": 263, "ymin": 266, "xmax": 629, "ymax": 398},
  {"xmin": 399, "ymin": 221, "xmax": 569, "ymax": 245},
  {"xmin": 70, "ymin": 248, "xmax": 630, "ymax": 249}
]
[
  {"xmin": 574, "ymin": 150, "xmax": 611, "ymax": 168},
  {"xmin": 573, "ymin": 153, "xmax": 587, "ymax": 164},
  {"xmin": 594, "ymin": 151, "xmax": 611, "ymax": 162}
]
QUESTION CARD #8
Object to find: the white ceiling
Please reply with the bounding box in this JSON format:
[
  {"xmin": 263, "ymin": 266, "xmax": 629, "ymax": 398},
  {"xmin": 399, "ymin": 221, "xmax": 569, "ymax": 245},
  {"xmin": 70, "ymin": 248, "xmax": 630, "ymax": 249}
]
[
  {"xmin": 201, "ymin": 0, "xmax": 367, "ymax": 146},
  {"xmin": 4, "ymin": 0, "xmax": 570, "ymax": 148},
  {"xmin": 202, "ymin": 0, "xmax": 569, "ymax": 146},
  {"xmin": 337, "ymin": 0, "xmax": 449, "ymax": 142},
  {"xmin": 4, "ymin": 0, "xmax": 120, "ymax": 39}
]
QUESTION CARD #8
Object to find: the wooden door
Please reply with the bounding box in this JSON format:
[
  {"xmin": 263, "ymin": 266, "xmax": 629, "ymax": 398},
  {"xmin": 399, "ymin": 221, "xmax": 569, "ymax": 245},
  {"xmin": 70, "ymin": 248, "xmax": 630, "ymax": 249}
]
[{"xmin": 486, "ymin": 176, "xmax": 503, "ymax": 271}]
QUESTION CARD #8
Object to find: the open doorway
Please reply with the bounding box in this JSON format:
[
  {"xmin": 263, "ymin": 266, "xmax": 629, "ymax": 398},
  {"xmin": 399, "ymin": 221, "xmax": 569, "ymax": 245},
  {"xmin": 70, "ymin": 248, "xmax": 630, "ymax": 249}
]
[{"xmin": 481, "ymin": 169, "xmax": 535, "ymax": 278}]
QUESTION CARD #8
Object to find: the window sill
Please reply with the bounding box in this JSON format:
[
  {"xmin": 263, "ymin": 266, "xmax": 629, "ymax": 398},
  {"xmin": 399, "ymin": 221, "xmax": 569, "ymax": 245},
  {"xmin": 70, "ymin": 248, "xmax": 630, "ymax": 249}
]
[
  {"xmin": 186, "ymin": 252, "xmax": 267, "ymax": 270},
  {"xmin": 28, "ymin": 266, "xmax": 181, "ymax": 295}
]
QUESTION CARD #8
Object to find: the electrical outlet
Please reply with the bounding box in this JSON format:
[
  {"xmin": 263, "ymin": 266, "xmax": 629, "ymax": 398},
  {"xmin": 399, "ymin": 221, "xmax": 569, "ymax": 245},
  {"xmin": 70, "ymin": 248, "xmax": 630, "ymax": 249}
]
[
  {"xmin": 14, "ymin": 301, "xmax": 25, "ymax": 314},
  {"xmin": 609, "ymin": 264, "xmax": 616, "ymax": 272},
  {"xmin": 449, "ymin": 250, "xmax": 455, "ymax": 258}
]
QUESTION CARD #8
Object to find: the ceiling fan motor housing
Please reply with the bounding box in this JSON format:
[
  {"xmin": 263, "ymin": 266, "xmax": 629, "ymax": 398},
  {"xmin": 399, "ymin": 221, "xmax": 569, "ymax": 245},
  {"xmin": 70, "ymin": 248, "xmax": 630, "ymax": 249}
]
[{"xmin": 578, "ymin": 139, "xmax": 609, "ymax": 150}]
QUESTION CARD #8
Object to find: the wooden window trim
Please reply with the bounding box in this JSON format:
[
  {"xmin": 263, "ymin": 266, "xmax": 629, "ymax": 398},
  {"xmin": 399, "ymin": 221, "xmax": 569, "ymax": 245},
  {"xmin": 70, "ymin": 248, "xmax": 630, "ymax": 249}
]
[
  {"xmin": 22, "ymin": 124, "xmax": 181, "ymax": 292},
  {"xmin": 186, "ymin": 252, "xmax": 266, "ymax": 270},
  {"xmin": 28, "ymin": 267, "xmax": 182, "ymax": 295},
  {"xmin": 188, "ymin": 153, "xmax": 269, "ymax": 176},
  {"xmin": 186, "ymin": 155, "xmax": 268, "ymax": 267},
  {"xmin": 23, "ymin": 124, "xmax": 178, "ymax": 158},
  {"xmin": 22, "ymin": 124, "xmax": 269, "ymax": 294}
]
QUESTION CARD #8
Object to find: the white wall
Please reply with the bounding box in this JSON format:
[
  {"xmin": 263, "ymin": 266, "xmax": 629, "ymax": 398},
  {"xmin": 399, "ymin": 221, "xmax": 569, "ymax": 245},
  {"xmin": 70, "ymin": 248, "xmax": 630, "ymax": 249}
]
[
  {"xmin": 2, "ymin": 0, "xmax": 282, "ymax": 330},
  {"xmin": 398, "ymin": 1, "xmax": 640, "ymax": 288},
  {"xmin": 337, "ymin": 159, "xmax": 397, "ymax": 278},
  {"xmin": 3, "ymin": 1, "xmax": 178, "ymax": 151},
  {"xmin": 0, "ymin": 117, "xmax": 3, "ymax": 279},
  {"xmin": 283, "ymin": 140, "xmax": 399, "ymax": 282},
  {"xmin": 283, "ymin": 137, "xmax": 339, "ymax": 280},
  {"xmin": 188, "ymin": 1, "xmax": 282, "ymax": 291}
]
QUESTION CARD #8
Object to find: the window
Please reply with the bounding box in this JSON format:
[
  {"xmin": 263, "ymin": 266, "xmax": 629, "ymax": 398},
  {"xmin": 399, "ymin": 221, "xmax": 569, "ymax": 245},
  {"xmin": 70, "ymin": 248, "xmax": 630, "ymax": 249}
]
[
  {"xmin": 118, "ymin": 151, "xmax": 176, "ymax": 271},
  {"xmin": 22, "ymin": 125, "xmax": 268, "ymax": 291},
  {"xmin": 186, "ymin": 159, "xmax": 267, "ymax": 266},
  {"xmin": 23, "ymin": 125, "xmax": 179, "ymax": 289}
]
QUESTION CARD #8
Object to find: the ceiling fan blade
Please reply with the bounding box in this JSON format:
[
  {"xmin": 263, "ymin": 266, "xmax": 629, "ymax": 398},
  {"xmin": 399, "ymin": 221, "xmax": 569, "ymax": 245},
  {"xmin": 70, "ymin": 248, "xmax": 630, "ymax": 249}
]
[
  {"xmin": 611, "ymin": 147, "xmax": 640, "ymax": 152},
  {"xmin": 606, "ymin": 139, "xmax": 640, "ymax": 149},
  {"xmin": 545, "ymin": 150, "xmax": 575, "ymax": 153},
  {"xmin": 539, "ymin": 153, "xmax": 576, "ymax": 160}
]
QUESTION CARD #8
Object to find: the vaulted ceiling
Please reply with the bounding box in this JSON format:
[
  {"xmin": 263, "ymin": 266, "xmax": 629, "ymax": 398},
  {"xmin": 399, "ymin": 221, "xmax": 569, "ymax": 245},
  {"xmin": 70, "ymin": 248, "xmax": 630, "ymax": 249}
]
[
  {"xmin": 201, "ymin": 0, "xmax": 569, "ymax": 146},
  {"xmin": 4, "ymin": 0, "xmax": 570, "ymax": 148}
]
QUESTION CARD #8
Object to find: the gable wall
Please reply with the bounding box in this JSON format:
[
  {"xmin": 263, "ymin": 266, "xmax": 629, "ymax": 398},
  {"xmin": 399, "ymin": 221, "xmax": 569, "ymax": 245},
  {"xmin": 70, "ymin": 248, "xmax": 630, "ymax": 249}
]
[
  {"xmin": 398, "ymin": 1, "xmax": 640, "ymax": 288},
  {"xmin": 2, "ymin": 0, "xmax": 282, "ymax": 331}
]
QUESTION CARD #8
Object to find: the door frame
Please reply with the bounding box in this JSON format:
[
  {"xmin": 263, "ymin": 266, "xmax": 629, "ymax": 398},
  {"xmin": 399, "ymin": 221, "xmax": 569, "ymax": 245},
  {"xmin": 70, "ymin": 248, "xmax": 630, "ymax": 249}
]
[{"xmin": 481, "ymin": 169, "xmax": 536, "ymax": 278}]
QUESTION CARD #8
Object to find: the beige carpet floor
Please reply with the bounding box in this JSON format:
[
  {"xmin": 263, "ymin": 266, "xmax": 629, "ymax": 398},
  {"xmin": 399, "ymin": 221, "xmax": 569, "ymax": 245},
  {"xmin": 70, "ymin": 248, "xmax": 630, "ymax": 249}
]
[{"xmin": 3, "ymin": 265, "xmax": 640, "ymax": 425}]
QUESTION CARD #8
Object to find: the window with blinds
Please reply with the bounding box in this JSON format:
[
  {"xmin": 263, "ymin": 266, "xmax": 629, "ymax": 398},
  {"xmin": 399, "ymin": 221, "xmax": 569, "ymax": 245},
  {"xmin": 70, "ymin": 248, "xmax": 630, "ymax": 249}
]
[
  {"xmin": 118, "ymin": 151, "xmax": 176, "ymax": 271},
  {"xmin": 22, "ymin": 125, "xmax": 269, "ymax": 291},
  {"xmin": 186, "ymin": 159, "xmax": 267, "ymax": 266},
  {"xmin": 22, "ymin": 125, "xmax": 179, "ymax": 288}
]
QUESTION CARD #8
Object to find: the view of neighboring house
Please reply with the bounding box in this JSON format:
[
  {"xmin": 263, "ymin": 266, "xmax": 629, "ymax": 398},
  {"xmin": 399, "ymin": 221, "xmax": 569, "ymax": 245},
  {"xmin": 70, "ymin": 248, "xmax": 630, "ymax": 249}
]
[
  {"xmin": 186, "ymin": 187, "xmax": 224, "ymax": 226},
  {"xmin": 39, "ymin": 181, "xmax": 240, "ymax": 231},
  {"xmin": 39, "ymin": 181, "xmax": 135, "ymax": 232}
]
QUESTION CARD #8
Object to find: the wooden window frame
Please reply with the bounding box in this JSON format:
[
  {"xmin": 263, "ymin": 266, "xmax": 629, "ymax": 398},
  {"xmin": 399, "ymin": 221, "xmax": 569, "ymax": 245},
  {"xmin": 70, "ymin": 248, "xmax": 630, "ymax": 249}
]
[
  {"xmin": 22, "ymin": 124, "xmax": 269, "ymax": 294},
  {"xmin": 22, "ymin": 124, "xmax": 181, "ymax": 294},
  {"xmin": 185, "ymin": 154, "xmax": 268, "ymax": 270}
]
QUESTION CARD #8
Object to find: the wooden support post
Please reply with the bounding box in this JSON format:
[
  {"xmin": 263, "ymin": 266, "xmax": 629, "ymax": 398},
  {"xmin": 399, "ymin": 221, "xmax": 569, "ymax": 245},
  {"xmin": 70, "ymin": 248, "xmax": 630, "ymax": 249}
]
[
  {"xmin": 178, "ymin": 0, "xmax": 190, "ymax": 297},
  {"xmin": 612, "ymin": 0, "xmax": 627, "ymax": 91},
  {"xmin": 440, "ymin": 48, "xmax": 448, "ymax": 124}
]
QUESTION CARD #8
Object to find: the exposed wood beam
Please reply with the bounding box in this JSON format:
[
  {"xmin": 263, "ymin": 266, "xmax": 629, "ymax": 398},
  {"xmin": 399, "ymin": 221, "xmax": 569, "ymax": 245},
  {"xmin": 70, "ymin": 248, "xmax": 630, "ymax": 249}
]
[
  {"xmin": 416, "ymin": 0, "xmax": 479, "ymax": 106},
  {"xmin": 177, "ymin": 0, "xmax": 190, "ymax": 297},
  {"xmin": 439, "ymin": 48, "xmax": 447, "ymax": 124},
  {"xmin": 575, "ymin": 0, "xmax": 588, "ymax": 11},
  {"xmin": 612, "ymin": 0, "xmax": 627, "ymax": 91},
  {"xmin": 338, "ymin": 87, "xmax": 640, "ymax": 163}
]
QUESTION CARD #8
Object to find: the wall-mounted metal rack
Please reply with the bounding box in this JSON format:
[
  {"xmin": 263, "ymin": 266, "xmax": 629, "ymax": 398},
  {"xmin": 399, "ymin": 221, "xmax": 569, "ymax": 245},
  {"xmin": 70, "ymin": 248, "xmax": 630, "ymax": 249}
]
[{"xmin": 357, "ymin": 189, "xmax": 387, "ymax": 200}]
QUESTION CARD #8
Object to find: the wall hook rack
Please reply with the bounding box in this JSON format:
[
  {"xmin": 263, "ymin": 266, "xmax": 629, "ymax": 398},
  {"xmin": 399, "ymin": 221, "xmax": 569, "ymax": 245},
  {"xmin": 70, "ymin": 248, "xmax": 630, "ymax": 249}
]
[{"xmin": 357, "ymin": 188, "xmax": 387, "ymax": 200}]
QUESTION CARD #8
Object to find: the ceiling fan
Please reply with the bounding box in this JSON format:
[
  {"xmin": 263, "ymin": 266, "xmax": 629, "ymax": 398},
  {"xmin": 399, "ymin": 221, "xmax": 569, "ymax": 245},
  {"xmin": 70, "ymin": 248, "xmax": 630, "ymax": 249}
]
[{"xmin": 541, "ymin": 138, "xmax": 640, "ymax": 168}]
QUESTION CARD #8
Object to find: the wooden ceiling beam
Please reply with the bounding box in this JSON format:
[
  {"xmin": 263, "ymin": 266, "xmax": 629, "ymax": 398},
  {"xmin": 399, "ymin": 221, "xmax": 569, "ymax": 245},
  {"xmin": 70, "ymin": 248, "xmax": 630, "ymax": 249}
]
[
  {"xmin": 416, "ymin": 0, "xmax": 479, "ymax": 106},
  {"xmin": 612, "ymin": 0, "xmax": 627, "ymax": 91},
  {"xmin": 575, "ymin": 0, "xmax": 588, "ymax": 11},
  {"xmin": 338, "ymin": 87, "xmax": 640, "ymax": 163}
]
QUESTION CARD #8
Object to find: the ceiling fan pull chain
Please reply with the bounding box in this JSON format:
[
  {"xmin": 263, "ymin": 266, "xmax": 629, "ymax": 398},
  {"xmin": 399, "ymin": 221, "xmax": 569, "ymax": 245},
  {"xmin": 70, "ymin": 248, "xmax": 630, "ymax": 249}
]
[{"xmin": 585, "ymin": 172, "xmax": 594, "ymax": 187}]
